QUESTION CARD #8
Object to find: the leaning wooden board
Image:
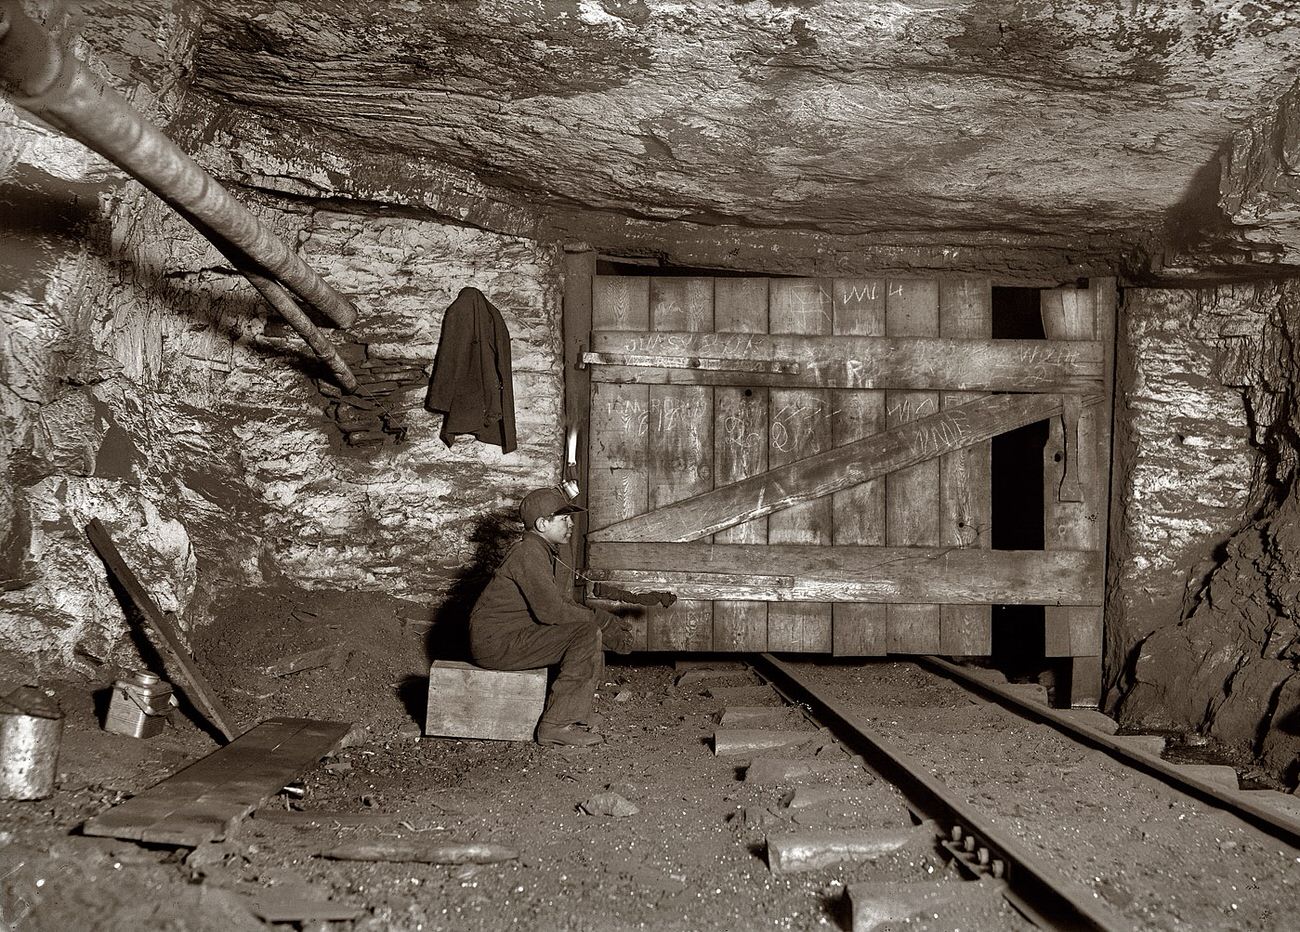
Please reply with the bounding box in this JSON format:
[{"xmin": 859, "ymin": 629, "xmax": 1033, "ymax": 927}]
[
  {"xmin": 86, "ymin": 518, "xmax": 240, "ymax": 741},
  {"xmin": 83, "ymin": 717, "xmax": 349, "ymax": 846}
]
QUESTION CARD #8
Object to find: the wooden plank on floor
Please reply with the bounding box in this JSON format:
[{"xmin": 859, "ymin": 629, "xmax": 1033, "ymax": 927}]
[
  {"xmin": 83, "ymin": 717, "xmax": 350, "ymax": 846},
  {"xmin": 831, "ymin": 278, "xmax": 887, "ymax": 656},
  {"xmin": 767, "ymin": 278, "xmax": 832, "ymax": 652},
  {"xmin": 939, "ymin": 278, "xmax": 993, "ymax": 655},
  {"xmin": 647, "ymin": 277, "xmax": 714, "ymax": 650},
  {"xmin": 713, "ymin": 277, "xmax": 770, "ymax": 651},
  {"xmin": 886, "ymin": 280, "xmax": 941, "ymax": 654}
]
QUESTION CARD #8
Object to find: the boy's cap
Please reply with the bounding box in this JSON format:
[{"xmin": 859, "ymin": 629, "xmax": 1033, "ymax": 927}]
[{"xmin": 520, "ymin": 487, "xmax": 585, "ymax": 529}]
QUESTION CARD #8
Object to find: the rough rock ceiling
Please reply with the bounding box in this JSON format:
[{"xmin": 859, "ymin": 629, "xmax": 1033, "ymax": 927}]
[{"xmin": 191, "ymin": 1, "xmax": 1300, "ymax": 273}]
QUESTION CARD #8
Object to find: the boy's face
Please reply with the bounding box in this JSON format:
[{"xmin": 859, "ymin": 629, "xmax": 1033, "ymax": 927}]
[{"xmin": 535, "ymin": 512, "xmax": 573, "ymax": 545}]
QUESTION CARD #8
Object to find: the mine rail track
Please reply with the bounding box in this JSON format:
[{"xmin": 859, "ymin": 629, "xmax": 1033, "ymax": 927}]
[
  {"xmin": 915, "ymin": 655, "xmax": 1300, "ymax": 851},
  {"xmin": 739, "ymin": 651, "xmax": 1300, "ymax": 931},
  {"xmin": 751, "ymin": 653, "xmax": 1127, "ymax": 932}
]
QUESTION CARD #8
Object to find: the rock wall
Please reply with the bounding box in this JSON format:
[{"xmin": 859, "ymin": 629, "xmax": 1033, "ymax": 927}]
[
  {"xmin": 1113, "ymin": 281, "xmax": 1300, "ymax": 779},
  {"xmin": 0, "ymin": 6, "xmax": 565, "ymax": 672}
]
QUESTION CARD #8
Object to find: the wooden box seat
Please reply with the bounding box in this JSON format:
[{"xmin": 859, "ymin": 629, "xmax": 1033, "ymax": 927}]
[{"xmin": 425, "ymin": 661, "xmax": 546, "ymax": 741}]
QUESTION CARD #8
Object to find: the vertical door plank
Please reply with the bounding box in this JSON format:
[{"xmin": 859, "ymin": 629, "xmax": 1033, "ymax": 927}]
[
  {"xmin": 767, "ymin": 278, "xmax": 833, "ymax": 652},
  {"xmin": 1042, "ymin": 280, "xmax": 1113, "ymax": 706},
  {"xmin": 593, "ymin": 275, "xmax": 651, "ymax": 331},
  {"xmin": 713, "ymin": 278, "xmax": 770, "ymax": 651},
  {"xmin": 830, "ymin": 278, "xmax": 887, "ymax": 656},
  {"xmin": 938, "ymin": 279, "xmax": 993, "ymax": 655},
  {"xmin": 647, "ymin": 278, "xmax": 715, "ymax": 650},
  {"xmin": 1041, "ymin": 285, "xmax": 1102, "ymax": 658},
  {"xmin": 885, "ymin": 280, "xmax": 942, "ymax": 653},
  {"xmin": 589, "ymin": 276, "xmax": 651, "ymax": 650}
]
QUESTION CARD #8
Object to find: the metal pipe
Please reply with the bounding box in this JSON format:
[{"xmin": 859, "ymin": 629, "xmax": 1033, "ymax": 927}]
[
  {"xmin": 0, "ymin": 1, "xmax": 358, "ymax": 333},
  {"xmin": 241, "ymin": 267, "xmax": 359, "ymax": 392}
]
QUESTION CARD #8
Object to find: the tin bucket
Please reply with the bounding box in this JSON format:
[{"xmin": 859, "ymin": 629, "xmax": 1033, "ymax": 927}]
[{"xmin": 0, "ymin": 686, "xmax": 63, "ymax": 800}]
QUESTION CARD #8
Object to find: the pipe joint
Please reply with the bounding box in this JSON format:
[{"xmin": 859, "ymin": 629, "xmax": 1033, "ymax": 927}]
[{"xmin": 0, "ymin": 2, "xmax": 65, "ymax": 99}]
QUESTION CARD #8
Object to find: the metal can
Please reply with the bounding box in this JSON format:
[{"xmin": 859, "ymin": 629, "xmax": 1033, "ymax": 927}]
[
  {"xmin": 104, "ymin": 671, "xmax": 174, "ymax": 739},
  {"xmin": 0, "ymin": 685, "xmax": 63, "ymax": 801}
]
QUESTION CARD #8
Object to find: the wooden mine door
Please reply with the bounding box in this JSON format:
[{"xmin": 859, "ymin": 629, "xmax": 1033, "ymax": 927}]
[{"xmin": 572, "ymin": 273, "xmax": 1112, "ymax": 673}]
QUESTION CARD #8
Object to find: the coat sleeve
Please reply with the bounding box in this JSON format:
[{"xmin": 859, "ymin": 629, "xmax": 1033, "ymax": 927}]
[
  {"xmin": 508, "ymin": 538, "xmax": 604, "ymax": 627},
  {"xmin": 491, "ymin": 303, "xmax": 517, "ymax": 454},
  {"xmin": 424, "ymin": 295, "xmax": 471, "ymax": 416}
]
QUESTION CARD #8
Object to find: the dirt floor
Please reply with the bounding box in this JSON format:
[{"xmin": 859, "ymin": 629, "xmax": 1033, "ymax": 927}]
[{"xmin": 2, "ymin": 590, "xmax": 1299, "ymax": 930}]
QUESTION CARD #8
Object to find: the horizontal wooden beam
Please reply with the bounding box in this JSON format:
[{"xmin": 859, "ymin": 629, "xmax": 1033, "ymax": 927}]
[
  {"xmin": 588, "ymin": 543, "xmax": 1101, "ymax": 605},
  {"xmin": 543, "ymin": 212, "xmax": 1121, "ymax": 284},
  {"xmin": 589, "ymin": 391, "xmax": 1098, "ymax": 543},
  {"xmin": 589, "ymin": 330, "xmax": 1102, "ymax": 391},
  {"xmin": 581, "ymin": 351, "xmax": 800, "ymax": 374}
]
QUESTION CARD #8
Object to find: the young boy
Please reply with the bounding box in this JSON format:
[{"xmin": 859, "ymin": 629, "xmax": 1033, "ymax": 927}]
[{"xmin": 469, "ymin": 487, "xmax": 634, "ymax": 747}]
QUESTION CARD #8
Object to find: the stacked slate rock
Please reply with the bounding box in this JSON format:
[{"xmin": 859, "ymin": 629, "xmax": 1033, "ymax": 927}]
[{"xmin": 314, "ymin": 338, "xmax": 429, "ymax": 447}]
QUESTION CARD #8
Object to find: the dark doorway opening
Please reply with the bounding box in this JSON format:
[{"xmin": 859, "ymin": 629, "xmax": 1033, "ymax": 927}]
[{"xmin": 990, "ymin": 287, "xmax": 1048, "ymax": 679}]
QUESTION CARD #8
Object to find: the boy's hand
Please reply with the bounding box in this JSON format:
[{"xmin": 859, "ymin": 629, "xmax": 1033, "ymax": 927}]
[{"xmin": 599, "ymin": 613, "xmax": 636, "ymax": 654}]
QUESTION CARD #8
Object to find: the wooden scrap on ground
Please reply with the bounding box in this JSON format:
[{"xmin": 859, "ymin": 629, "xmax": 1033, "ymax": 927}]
[
  {"xmin": 706, "ymin": 684, "xmax": 783, "ymax": 705},
  {"xmin": 1111, "ymin": 734, "xmax": 1166, "ymax": 756},
  {"xmin": 1173, "ymin": 763, "xmax": 1240, "ymax": 792},
  {"xmin": 718, "ymin": 705, "xmax": 800, "ymax": 727},
  {"xmin": 779, "ymin": 786, "xmax": 913, "ymax": 830},
  {"xmin": 714, "ymin": 728, "xmax": 824, "ymax": 756},
  {"xmin": 673, "ymin": 658, "xmax": 748, "ymax": 671},
  {"xmin": 244, "ymin": 891, "xmax": 365, "ymax": 923},
  {"xmin": 766, "ymin": 823, "xmax": 937, "ymax": 874},
  {"xmin": 1237, "ymin": 789, "xmax": 1300, "ymax": 827},
  {"xmin": 85, "ymin": 518, "xmax": 240, "ymax": 742},
  {"xmin": 258, "ymin": 645, "xmax": 351, "ymax": 678},
  {"xmin": 320, "ymin": 841, "xmax": 518, "ymax": 865},
  {"xmin": 849, "ymin": 878, "xmax": 1006, "ymax": 932},
  {"xmin": 83, "ymin": 717, "xmax": 350, "ymax": 846},
  {"xmin": 745, "ymin": 757, "xmax": 861, "ymax": 785},
  {"xmin": 253, "ymin": 810, "xmax": 398, "ymax": 827},
  {"xmin": 674, "ymin": 668, "xmax": 757, "ymax": 688}
]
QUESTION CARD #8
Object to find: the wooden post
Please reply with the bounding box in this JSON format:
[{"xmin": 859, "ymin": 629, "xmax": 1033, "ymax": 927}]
[
  {"xmin": 562, "ymin": 249, "xmax": 596, "ymax": 599},
  {"xmin": 586, "ymin": 274, "xmax": 651, "ymax": 649}
]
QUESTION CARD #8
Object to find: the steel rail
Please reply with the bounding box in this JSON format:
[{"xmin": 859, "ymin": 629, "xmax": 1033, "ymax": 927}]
[
  {"xmin": 918, "ymin": 654, "xmax": 1300, "ymax": 849},
  {"xmin": 755, "ymin": 653, "xmax": 1127, "ymax": 932}
]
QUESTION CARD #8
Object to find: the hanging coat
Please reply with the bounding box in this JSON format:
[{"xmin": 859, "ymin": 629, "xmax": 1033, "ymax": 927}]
[{"xmin": 424, "ymin": 286, "xmax": 517, "ymax": 453}]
